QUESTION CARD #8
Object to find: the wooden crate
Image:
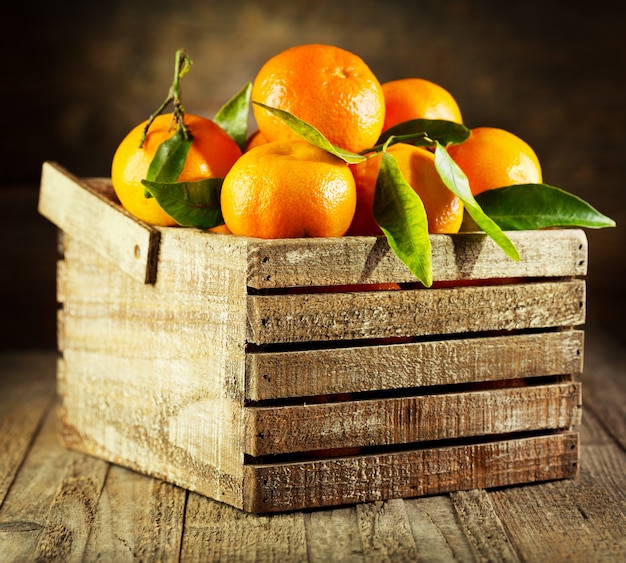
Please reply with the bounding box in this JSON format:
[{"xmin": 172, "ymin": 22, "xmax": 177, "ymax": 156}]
[{"xmin": 38, "ymin": 161, "xmax": 585, "ymax": 513}]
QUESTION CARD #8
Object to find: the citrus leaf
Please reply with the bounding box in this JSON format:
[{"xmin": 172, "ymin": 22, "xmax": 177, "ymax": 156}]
[
  {"xmin": 377, "ymin": 119, "xmax": 470, "ymax": 147},
  {"xmin": 145, "ymin": 128, "xmax": 192, "ymax": 183},
  {"xmin": 251, "ymin": 101, "xmax": 366, "ymax": 164},
  {"xmin": 214, "ymin": 82, "xmax": 252, "ymax": 150},
  {"xmin": 475, "ymin": 184, "xmax": 616, "ymax": 230},
  {"xmin": 374, "ymin": 152, "xmax": 433, "ymax": 287},
  {"xmin": 141, "ymin": 178, "xmax": 224, "ymax": 230},
  {"xmin": 433, "ymin": 142, "xmax": 520, "ymax": 261}
]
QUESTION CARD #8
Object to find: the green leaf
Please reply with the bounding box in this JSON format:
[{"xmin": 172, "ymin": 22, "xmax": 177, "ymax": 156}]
[
  {"xmin": 141, "ymin": 178, "xmax": 224, "ymax": 230},
  {"xmin": 475, "ymin": 184, "xmax": 616, "ymax": 230},
  {"xmin": 374, "ymin": 152, "xmax": 433, "ymax": 287},
  {"xmin": 377, "ymin": 119, "xmax": 470, "ymax": 147},
  {"xmin": 251, "ymin": 101, "xmax": 366, "ymax": 164},
  {"xmin": 214, "ymin": 82, "xmax": 252, "ymax": 150},
  {"xmin": 145, "ymin": 127, "xmax": 192, "ymax": 183},
  {"xmin": 433, "ymin": 142, "xmax": 520, "ymax": 261}
]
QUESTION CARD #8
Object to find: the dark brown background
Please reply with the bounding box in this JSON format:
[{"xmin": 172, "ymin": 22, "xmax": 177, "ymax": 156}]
[{"xmin": 2, "ymin": 0, "xmax": 624, "ymax": 350}]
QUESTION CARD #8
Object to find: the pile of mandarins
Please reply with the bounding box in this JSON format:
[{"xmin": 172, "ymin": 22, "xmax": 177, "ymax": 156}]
[{"xmin": 111, "ymin": 44, "xmax": 543, "ymax": 238}]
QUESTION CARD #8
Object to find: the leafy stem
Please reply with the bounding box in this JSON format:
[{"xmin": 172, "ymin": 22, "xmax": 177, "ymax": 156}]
[{"xmin": 140, "ymin": 49, "xmax": 194, "ymax": 148}]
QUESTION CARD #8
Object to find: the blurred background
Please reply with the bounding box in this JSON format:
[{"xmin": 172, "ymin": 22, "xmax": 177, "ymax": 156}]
[{"xmin": 1, "ymin": 0, "xmax": 624, "ymax": 350}]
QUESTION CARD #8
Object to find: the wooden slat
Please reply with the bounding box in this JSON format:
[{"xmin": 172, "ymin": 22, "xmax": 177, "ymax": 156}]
[
  {"xmin": 243, "ymin": 433, "xmax": 580, "ymax": 513},
  {"xmin": 246, "ymin": 330, "xmax": 584, "ymax": 400},
  {"xmin": 0, "ymin": 352, "xmax": 57, "ymax": 507},
  {"xmin": 451, "ymin": 490, "xmax": 521, "ymax": 562},
  {"xmin": 83, "ymin": 465, "xmax": 187, "ymax": 561},
  {"xmin": 57, "ymin": 350, "xmax": 247, "ymax": 510},
  {"xmin": 31, "ymin": 454, "xmax": 109, "ymax": 561},
  {"xmin": 0, "ymin": 403, "xmax": 73, "ymax": 560},
  {"xmin": 181, "ymin": 491, "xmax": 308, "ymax": 561},
  {"xmin": 245, "ymin": 229, "xmax": 588, "ymax": 288},
  {"xmin": 488, "ymin": 463, "xmax": 626, "ymax": 561},
  {"xmin": 38, "ymin": 162, "xmax": 160, "ymax": 284},
  {"xmin": 245, "ymin": 382, "xmax": 582, "ymax": 455},
  {"xmin": 247, "ymin": 279, "xmax": 586, "ymax": 344}
]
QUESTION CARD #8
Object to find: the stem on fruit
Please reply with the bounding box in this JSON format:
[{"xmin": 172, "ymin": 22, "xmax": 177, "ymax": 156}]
[{"xmin": 139, "ymin": 49, "xmax": 194, "ymax": 148}]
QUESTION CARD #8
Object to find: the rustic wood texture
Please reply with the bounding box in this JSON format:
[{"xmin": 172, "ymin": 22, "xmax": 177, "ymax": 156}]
[
  {"xmin": 1, "ymin": 335, "xmax": 625, "ymax": 560},
  {"xmin": 247, "ymin": 280, "xmax": 585, "ymax": 344},
  {"xmin": 38, "ymin": 162, "xmax": 160, "ymax": 284},
  {"xmin": 243, "ymin": 433, "xmax": 579, "ymax": 513},
  {"xmin": 246, "ymin": 330, "xmax": 584, "ymax": 400},
  {"xmin": 245, "ymin": 382, "xmax": 581, "ymax": 455},
  {"xmin": 245, "ymin": 228, "xmax": 588, "ymax": 287}
]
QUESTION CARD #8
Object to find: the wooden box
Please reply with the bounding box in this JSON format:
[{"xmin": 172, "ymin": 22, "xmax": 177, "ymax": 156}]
[{"xmin": 38, "ymin": 161, "xmax": 585, "ymax": 513}]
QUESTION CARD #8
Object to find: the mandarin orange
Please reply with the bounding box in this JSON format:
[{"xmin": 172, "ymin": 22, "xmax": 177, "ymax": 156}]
[
  {"xmin": 251, "ymin": 44, "xmax": 385, "ymax": 153},
  {"xmin": 446, "ymin": 126, "xmax": 542, "ymax": 196},
  {"xmin": 221, "ymin": 140, "xmax": 356, "ymax": 239},
  {"xmin": 381, "ymin": 78, "xmax": 463, "ymax": 132},
  {"xmin": 348, "ymin": 144, "xmax": 464, "ymax": 236},
  {"xmin": 111, "ymin": 113, "xmax": 242, "ymax": 226}
]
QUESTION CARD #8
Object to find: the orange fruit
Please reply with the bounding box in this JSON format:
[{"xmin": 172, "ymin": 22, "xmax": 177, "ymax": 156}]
[
  {"xmin": 244, "ymin": 130, "xmax": 270, "ymax": 152},
  {"xmin": 381, "ymin": 78, "xmax": 463, "ymax": 132},
  {"xmin": 348, "ymin": 144, "xmax": 464, "ymax": 236},
  {"xmin": 446, "ymin": 126, "xmax": 542, "ymax": 196},
  {"xmin": 251, "ymin": 44, "xmax": 385, "ymax": 154},
  {"xmin": 221, "ymin": 140, "xmax": 356, "ymax": 239},
  {"xmin": 347, "ymin": 153, "xmax": 385, "ymax": 236},
  {"xmin": 111, "ymin": 113, "xmax": 242, "ymax": 226}
]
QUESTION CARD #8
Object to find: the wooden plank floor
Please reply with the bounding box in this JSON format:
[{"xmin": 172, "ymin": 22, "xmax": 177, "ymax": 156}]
[{"xmin": 1, "ymin": 331, "xmax": 625, "ymax": 562}]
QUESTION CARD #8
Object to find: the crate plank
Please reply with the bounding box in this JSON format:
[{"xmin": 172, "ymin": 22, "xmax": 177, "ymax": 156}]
[
  {"xmin": 57, "ymin": 351, "xmax": 248, "ymax": 510},
  {"xmin": 248, "ymin": 280, "xmax": 586, "ymax": 344},
  {"xmin": 38, "ymin": 162, "xmax": 160, "ymax": 284},
  {"xmin": 246, "ymin": 330, "xmax": 584, "ymax": 400},
  {"xmin": 245, "ymin": 382, "xmax": 581, "ymax": 455},
  {"xmin": 243, "ymin": 433, "xmax": 580, "ymax": 513},
  {"xmin": 246, "ymin": 229, "xmax": 588, "ymax": 288}
]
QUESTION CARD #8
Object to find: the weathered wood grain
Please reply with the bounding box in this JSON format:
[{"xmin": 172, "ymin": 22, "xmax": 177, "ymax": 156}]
[
  {"xmin": 245, "ymin": 382, "xmax": 582, "ymax": 455},
  {"xmin": 83, "ymin": 466, "xmax": 186, "ymax": 561},
  {"xmin": 354, "ymin": 499, "xmax": 420, "ymax": 560},
  {"xmin": 38, "ymin": 162, "xmax": 160, "ymax": 284},
  {"xmin": 0, "ymin": 352, "xmax": 56, "ymax": 507},
  {"xmin": 246, "ymin": 330, "xmax": 584, "ymax": 400},
  {"xmin": 451, "ymin": 489, "xmax": 520, "ymax": 562},
  {"xmin": 403, "ymin": 496, "xmax": 478, "ymax": 561},
  {"xmin": 57, "ymin": 350, "xmax": 247, "ymax": 511},
  {"xmin": 489, "ymin": 468, "xmax": 626, "ymax": 561},
  {"xmin": 245, "ymin": 228, "xmax": 588, "ymax": 288},
  {"xmin": 31, "ymin": 454, "xmax": 109, "ymax": 561},
  {"xmin": 0, "ymin": 402, "xmax": 69, "ymax": 560},
  {"xmin": 247, "ymin": 280, "xmax": 586, "ymax": 344},
  {"xmin": 243, "ymin": 433, "xmax": 579, "ymax": 512},
  {"xmin": 180, "ymin": 490, "xmax": 308, "ymax": 561}
]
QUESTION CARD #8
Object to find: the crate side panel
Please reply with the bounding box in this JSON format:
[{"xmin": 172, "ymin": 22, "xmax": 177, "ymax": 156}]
[
  {"xmin": 61, "ymin": 233, "xmax": 249, "ymax": 396},
  {"xmin": 39, "ymin": 162, "xmax": 160, "ymax": 284},
  {"xmin": 58, "ymin": 350, "xmax": 246, "ymax": 509},
  {"xmin": 246, "ymin": 230, "xmax": 588, "ymax": 289},
  {"xmin": 246, "ymin": 330, "xmax": 584, "ymax": 400},
  {"xmin": 58, "ymin": 231, "xmax": 252, "ymax": 509},
  {"xmin": 243, "ymin": 433, "xmax": 580, "ymax": 512},
  {"xmin": 247, "ymin": 280, "xmax": 586, "ymax": 344},
  {"xmin": 245, "ymin": 382, "xmax": 582, "ymax": 455}
]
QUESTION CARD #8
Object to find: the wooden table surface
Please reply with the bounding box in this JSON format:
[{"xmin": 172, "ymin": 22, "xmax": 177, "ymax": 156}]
[{"xmin": 1, "ymin": 331, "xmax": 625, "ymax": 562}]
